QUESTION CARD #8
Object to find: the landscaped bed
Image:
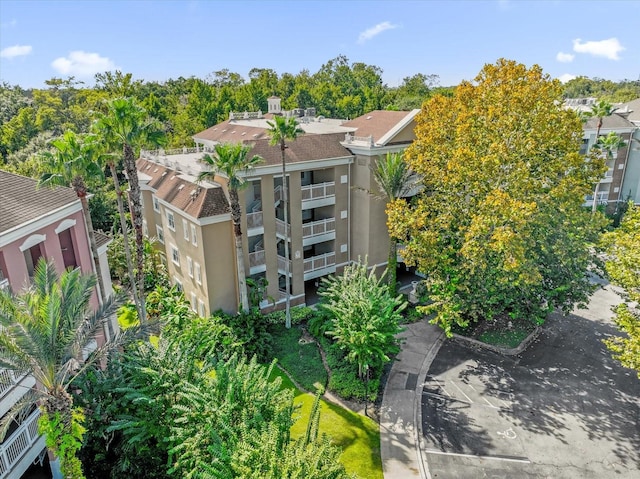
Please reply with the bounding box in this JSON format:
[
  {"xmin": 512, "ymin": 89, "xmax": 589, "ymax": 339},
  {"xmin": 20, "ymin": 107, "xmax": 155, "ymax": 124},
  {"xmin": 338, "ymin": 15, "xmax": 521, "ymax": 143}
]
[{"xmin": 451, "ymin": 314, "xmax": 539, "ymax": 349}]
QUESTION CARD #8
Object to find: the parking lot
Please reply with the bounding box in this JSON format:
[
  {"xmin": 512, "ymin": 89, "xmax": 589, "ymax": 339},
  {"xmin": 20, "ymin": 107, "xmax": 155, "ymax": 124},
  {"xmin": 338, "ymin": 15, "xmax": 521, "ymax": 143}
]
[{"xmin": 420, "ymin": 286, "xmax": 640, "ymax": 479}]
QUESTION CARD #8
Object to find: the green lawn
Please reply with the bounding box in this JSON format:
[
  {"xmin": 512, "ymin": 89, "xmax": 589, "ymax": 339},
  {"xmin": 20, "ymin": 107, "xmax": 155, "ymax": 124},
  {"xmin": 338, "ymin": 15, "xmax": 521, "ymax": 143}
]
[{"xmin": 270, "ymin": 369, "xmax": 382, "ymax": 479}]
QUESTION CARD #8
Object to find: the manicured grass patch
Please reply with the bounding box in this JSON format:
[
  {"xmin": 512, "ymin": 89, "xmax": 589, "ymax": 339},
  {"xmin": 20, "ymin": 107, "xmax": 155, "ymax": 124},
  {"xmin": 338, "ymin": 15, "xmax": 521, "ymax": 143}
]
[
  {"xmin": 270, "ymin": 324, "xmax": 328, "ymax": 392},
  {"xmin": 478, "ymin": 328, "xmax": 532, "ymax": 348},
  {"xmin": 270, "ymin": 368, "xmax": 382, "ymax": 479}
]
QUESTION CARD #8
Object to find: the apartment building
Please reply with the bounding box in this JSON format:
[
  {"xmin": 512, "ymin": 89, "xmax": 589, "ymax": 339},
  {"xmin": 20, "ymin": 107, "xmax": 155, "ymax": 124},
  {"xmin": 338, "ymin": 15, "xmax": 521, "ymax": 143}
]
[
  {"xmin": 137, "ymin": 99, "xmax": 419, "ymax": 315},
  {"xmin": 0, "ymin": 170, "xmax": 114, "ymax": 478}
]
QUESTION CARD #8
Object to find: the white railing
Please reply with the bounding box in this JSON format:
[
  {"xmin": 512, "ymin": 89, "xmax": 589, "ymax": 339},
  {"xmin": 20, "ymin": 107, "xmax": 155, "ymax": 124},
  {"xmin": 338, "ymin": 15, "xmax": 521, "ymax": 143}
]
[
  {"xmin": 275, "ymin": 218, "xmax": 289, "ymax": 237},
  {"xmin": 304, "ymin": 252, "xmax": 336, "ymax": 273},
  {"xmin": 249, "ymin": 248, "xmax": 265, "ymax": 268},
  {"xmin": 274, "ymin": 185, "xmax": 284, "ymax": 205},
  {"xmin": 0, "ymin": 370, "xmax": 26, "ymax": 399},
  {"xmin": 229, "ymin": 111, "xmax": 263, "ymax": 120},
  {"xmin": 0, "ymin": 408, "xmax": 41, "ymax": 478},
  {"xmin": 246, "ymin": 212, "xmax": 263, "ymax": 229},
  {"xmin": 302, "ymin": 218, "xmax": 335, "ymax": 239},
  {"xmin": 277, "ymin": 255, "xmax": 291, "ymax": 272},
  {"xmin": 344, "ymin": 133, "xmax": 374, "ymax": 146},
  {"xmin": 0, "ymin": 279, "xmax": 8, "ymax": 292},
  {"xmin": 604, "ymin": 168, "xmax": 614, "ymax": 178},
  {"xmin": 301, "ymin": 182, "xmax": 335, "ymax": 202},
  {"xmin": 140, "ymin": 146, "xmax": 215, "ymax": 159},
  {"xmin": 585, "ymin": 192, "xmax": 609, "ymax": 204}
]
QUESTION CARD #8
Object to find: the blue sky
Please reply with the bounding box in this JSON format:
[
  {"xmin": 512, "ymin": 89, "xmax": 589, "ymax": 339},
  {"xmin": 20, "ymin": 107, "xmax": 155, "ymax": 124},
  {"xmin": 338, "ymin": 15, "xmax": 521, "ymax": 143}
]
[{"xmin": 1, "ymin": 0, "xmax": 638, "ymax": 89}]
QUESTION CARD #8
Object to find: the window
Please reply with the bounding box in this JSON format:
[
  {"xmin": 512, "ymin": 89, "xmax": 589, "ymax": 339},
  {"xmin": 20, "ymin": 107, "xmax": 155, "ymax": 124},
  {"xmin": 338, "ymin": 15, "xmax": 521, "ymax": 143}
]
[
  {"xmin": 171, "ymin": 244, "xmax": 180, "ymax": 266},
  {"xmin": 143, "ymin": 220, "xmax": 148, "ymax": 237},
  {"xmin": 190, "ymin": 292, "xmax": 197, "ymax": 312},
  {"xmin": 153, "ymin": 196, "xmax": 160, "ymax": 212},
  {"xmin": 195, "ymin": 262, "xmax": 202, "ymax": 284},
  {"xmin": 156, "ymin": 225, "xmax": 164, "ymax": 244},
  {"xmin": 173, "ymin": 277, "xmax": 183, "ymax": 292},
  {"xmin": 198, "ymin": 299, "xmax": 206, "ymax": 317},
  {"xmin": 191, "ymin": 225, "xmax": 197, "ymax": 246},
  {"xmin": 183, "ymin": 219, "xmax": 189, "ymax": 241},
  {"xmin": 167, "ymin": 211, "xmax": 175, "ymax": 231},
  {"xmin": 187, "ymin": 256, "xmax": 194, "ymax": 278}
]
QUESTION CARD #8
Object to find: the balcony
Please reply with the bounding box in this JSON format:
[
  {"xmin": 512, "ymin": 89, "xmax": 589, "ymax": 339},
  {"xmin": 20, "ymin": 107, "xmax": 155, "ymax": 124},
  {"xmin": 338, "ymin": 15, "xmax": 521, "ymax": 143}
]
[
  {"xmin": 0, "ymin": 408, "xmax": 45, "ymax": 479},
  {"xmin": 246, "ymin": 212, "xmax": 264, "ymax": 231},
  {"xmin": 600, "ymin": 168, "xmax": 614, "ymax": 183},
  {"xmin": 304, "ymin": 252, "xmax": 336, "ymax": 281},
  {"xmin": 0, "ymin": 370, "xmax": 35, "ymax": 418},
  {"xmin": 275, "ymin": 218, "xmax": 290, "ymax": 239},
  {"xmin": 584, "ymin": 191, "xmax": 609, "ymax": 207},
  {"xmin": 277, "ymin": 255, "xmax": 292, "ymax": 275},
  {"xmin": 301, "ymin": 182, "xmax": 335, "ymax": 209},
  {"xmin": 0, "ymin": 279, "xmax": 7, "ymax": 292},
  {"xmin": 302, "ymin": 218, "xmax": 336, "ymax": 247}
]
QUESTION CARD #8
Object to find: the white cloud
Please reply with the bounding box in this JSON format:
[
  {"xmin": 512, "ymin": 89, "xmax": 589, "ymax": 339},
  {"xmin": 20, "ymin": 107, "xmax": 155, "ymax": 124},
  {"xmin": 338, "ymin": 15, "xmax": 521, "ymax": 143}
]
[
  {"xmin": 0, "ymin": 44, "xmax": 32, "ymax": 59},
  {"xmin": 358, "ymin": 21, "xmax": 399, "ymax": 44},
  {"xmin": 51, "ymin": 51, "xmax": 117, "ymax": 77},
  {"xmin": 556, "ymin": 52, "xmax": 575, "ymax": 63},
  {"xmin": 1, "ymin": 19, "xmax": 17, "ymax": 28},
  {"xmin": 572, "ymin": 38, "xmax": 624, "ymax": 60},
  {"xmin": 558, "ymin": 73, "xmax": 577, "ymax": 84}
]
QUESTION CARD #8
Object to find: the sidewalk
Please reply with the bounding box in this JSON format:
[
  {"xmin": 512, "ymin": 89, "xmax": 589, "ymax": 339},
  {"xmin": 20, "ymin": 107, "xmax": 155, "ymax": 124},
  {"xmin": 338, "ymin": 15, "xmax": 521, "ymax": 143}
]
[{"xmin": 380, "ymin": 320, "xmax": 444, "ymax": 479}]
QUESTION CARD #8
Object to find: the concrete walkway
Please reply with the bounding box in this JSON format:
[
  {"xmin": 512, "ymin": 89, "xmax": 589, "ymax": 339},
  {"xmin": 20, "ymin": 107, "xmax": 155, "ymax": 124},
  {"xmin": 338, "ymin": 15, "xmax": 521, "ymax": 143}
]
[{"xmin": 380, "ymin": 320, "xmax": 444, "ymax": 479}]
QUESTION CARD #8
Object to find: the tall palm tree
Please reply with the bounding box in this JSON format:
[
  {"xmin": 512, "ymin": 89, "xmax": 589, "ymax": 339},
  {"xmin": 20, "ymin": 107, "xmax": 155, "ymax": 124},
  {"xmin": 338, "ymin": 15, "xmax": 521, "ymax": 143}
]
[
  {"xmin": 592, "ymin": 132, "xmax": 627, "ymax": 211},
  {"xmin": 0, "ymin": 259, "xmax": 132, "ymax": 479},
  {"xmin": 371, "ymin": 151, "xmax": 420, "ymax": 294},
  {"xmin": 266, "ymin": 115, "xmax": 304, "ymax": 328},
  {"xmin": 198, "ymin": 143, "xmax": 263, "ymax": 312},
  {"xmin": 38, "ymin": 131, "xmax": 107, "ymax": 303},
  {"xmin": 588, "ymin": 100, "xmax": 617, "ymax": 214},
  {"xmin": 93, "ymin": 97, "xmax": 165, "ymax": 323}
]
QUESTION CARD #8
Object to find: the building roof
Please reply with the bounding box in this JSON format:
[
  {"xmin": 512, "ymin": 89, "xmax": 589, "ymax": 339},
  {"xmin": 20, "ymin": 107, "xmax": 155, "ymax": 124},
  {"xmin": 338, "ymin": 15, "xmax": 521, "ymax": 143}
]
[
  {"xmin": 194, "ymin": 118, "xmax": 271, "ymax": 143},
  {"xmin": 0, "ymin": 170, "xmax": 79, "ymax": 234},
  {"xmin": 94, "ymin": 231, "xmax": 112, "ymax": 249},
  {"xmin": 342, "ymin": 110, "xmax": 418, "ymax": 144},
  {"xmin": 583, "ymin": 113, "xmax": 636, "ymax": 131},
  {"xmin": 247, "ymin": 132, "xmax": 353, "ymax": 166},
  {"xmin": 137, "ymin": 159, "xmax": 230, "ymax": 219},
  {"xmin": 616, "ymin": 97, "xmax": 640, "ymax": 125}
]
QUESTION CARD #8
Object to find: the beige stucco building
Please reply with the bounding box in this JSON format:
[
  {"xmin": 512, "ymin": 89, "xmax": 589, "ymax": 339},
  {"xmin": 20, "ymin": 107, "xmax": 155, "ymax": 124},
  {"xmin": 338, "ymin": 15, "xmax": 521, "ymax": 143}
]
[{"xmin": 137, "ymin": 101, "xmax": 419, "ymax": 315}]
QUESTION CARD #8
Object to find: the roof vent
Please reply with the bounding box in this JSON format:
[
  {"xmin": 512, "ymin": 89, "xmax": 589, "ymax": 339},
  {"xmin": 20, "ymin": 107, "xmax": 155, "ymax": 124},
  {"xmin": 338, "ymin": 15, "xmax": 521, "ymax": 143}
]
[
  {"xmin": 241, "ymin": 132, "xmax": 246, "ymax": 136},
  {"xmin": 153, "ymin": 168, "xmax": 158, "ymax": 173},
  {"xmin": 366, "ymin": 116, "xmax": 372, "ymax": 120},
  {"xmin": 161, "ymin": 172, "xmax": 167, "ymax": 177},
  {"xmin": 170, "ymin": 175, "xmax": 176, "ymax": 180},
  {"xmin": 253, "ymin": 133, "xmax": 259, "ymax": 138},
  {"xmin": 190, "ymin": 188, "xmax": 201, "ymax": 201},
  {"xmin": 178, "ymin": 184, "xmax": 185, "ymax": 191},
  {"xmin": 146, "ymin": 165, "xmax": 151, "ymax": 170}
]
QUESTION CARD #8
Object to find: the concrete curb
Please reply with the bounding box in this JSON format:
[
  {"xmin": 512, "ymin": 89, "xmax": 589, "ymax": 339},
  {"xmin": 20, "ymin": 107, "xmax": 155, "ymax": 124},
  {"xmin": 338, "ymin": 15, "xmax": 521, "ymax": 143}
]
[{"xmin": 452, "ymin": 325, "xmax": 542, "ymax": 356}]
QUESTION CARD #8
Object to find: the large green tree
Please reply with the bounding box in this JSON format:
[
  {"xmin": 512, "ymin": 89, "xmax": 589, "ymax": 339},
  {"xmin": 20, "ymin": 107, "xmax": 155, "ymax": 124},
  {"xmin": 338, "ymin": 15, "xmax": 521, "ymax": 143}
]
[
  {"xmin": 0, "ymin": 260, "xmax": 126, "ymax": 479},
  {"xmin": 38, "ymin": 131, "xmax": 107, "ymax": 302},
  {"xmin": 370, "ymin": 151, "xmax": 420, "ymax": 294},
  {"xmin": 319, "ymin": 260, "xmax": 405, "ymax": 380},
  {"xmin": 601, "ymin": 205, "xmax": 640, "ymax": 377},
  {"xmin": 266, "ymin": 115, "xmax": 304, "ymax": 328},
  {"xmin": 198, "ymin": 143, "xmax": 263, "ymax": 312},
  {"xmin": 388, "ymin": 59, "xmax": 606, "ymax": 335},
  {"xmin": 93, "ymin": 97, "xmax": 165, "ymax": 323}
]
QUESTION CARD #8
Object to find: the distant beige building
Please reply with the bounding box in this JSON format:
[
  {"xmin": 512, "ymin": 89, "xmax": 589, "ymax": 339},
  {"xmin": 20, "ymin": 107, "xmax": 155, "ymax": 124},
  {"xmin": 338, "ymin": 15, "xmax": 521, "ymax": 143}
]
[{"xmin": 137, "ymin": 99, "xmax": 419, "ymax": 315}]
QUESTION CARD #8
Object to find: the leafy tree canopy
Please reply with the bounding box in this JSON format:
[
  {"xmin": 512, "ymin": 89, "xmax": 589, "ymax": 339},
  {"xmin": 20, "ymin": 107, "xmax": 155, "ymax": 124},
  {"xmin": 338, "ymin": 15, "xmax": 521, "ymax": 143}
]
[{"xmin": 388, "ymin": 58, "xmax": 607, "ymax": 335}]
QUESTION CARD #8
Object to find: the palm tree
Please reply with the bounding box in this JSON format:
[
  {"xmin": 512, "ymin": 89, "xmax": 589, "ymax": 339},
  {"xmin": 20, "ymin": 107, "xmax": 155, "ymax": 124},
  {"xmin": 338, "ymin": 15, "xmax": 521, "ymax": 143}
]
[
  {"xmin": 93, "ymin": 97, "xmax": 165, "ymax": 323},
  {"xmin": 38, "ymin": 131, "xmax": 107, "ymax": 303},
  {"xmin": 266, "ymin": 115, "xmax": 304, "ymax": 328},
  {"xmin": 0, "ymin": 259, "xmax": 132, "ymax": 478},
  {"xmin": 588, "ymin": 100, "xmax": 617, "ymax": 214},
  {"xmin": 198, "ymin": 143, "xmax": 263, "ymax": 312},
  {"xmin": 370, "ymin": 152, "xmax": 420, "ymax": 294}
]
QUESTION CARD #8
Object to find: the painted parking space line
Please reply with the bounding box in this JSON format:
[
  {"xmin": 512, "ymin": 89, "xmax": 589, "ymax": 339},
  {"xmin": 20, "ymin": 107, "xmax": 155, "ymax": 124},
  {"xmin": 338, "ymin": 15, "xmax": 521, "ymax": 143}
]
[
  {"xmin": 424, "ymin": 449, "xmax": 531, "ymax": 464},
  {"xmin": 451, "ymin": 380, "xmax": 474, "ymax": 403}
]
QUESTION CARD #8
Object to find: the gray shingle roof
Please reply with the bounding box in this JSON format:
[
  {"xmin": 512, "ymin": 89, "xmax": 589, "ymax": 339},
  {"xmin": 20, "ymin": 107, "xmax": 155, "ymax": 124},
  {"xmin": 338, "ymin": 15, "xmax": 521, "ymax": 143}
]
[
  {"xmin": 247, "ymin": 132, "xmax": 353, "ymax": 166},
  {"xmin": 0, "ymin": 170, "xmax": 79, "ymax": 234}
]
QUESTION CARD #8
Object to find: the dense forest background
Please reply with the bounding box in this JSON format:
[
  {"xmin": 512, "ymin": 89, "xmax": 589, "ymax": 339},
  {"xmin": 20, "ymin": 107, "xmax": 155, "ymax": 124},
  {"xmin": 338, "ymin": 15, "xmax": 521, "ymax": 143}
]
[{"xmin": 1, "ymin": 55, "xmax": 638, "ymax": 231}]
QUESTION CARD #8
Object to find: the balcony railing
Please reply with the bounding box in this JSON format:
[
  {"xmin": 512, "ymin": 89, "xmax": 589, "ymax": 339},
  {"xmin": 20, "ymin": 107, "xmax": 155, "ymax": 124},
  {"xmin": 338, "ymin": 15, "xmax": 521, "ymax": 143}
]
[
  {"xmin": 275, "ymin": 218, "xmax": 289, "ymax": 237},
  {"xmin": 0, "ymin": 408, "xmax": 42, "ymax": 478},
  {"xmin": 274, "ymin": 185, "xmax": 284, "ymax": 205},
  {"xmin": 249, "ymin": 248, "xmax": 266, "ymax": 268},
  {"xmin": 0, "ymin": 279, "xmax": 8, "ymax": 292},
  {"xmin": 304, "ymin": 252, "xmax": 336, "ymax": 273},
  {"xmin": 585, "ymin": 192, "xmax": 609, "ymax": 204},
  {"xmin": 301, "ymin": 182, "xmax": 335, "ymax": 202},
  {"xmin": 277, "ymin": 255, "xmax": 291, "ymax": 272},
  {"xmin": 0, "ymin": 370, "xmax": 27, "ymax": 400},
  {"xmin": 246, "ymin": 212, "xmax": 263, "ymax": 229},
  {"xmin": 302, "ymin": 218, "xmax": 335, "ymax": 239}
]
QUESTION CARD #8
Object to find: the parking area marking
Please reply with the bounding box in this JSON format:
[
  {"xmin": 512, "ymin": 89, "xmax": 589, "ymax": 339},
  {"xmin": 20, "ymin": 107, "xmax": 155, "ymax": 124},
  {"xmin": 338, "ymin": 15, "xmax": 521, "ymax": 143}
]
[
  {"xmin": 451, "ymin": 380, "xmax": 474, "ymax": 403},
  {"xmin": 424, "ymin": 449, "xmax": 531, "ymax": 463}
]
